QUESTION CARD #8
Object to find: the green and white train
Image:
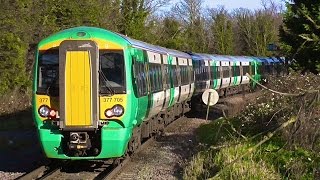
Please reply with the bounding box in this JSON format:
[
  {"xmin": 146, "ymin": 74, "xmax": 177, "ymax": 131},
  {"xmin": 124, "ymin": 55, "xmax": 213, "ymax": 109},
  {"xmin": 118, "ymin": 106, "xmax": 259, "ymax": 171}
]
[{"xmin": 33, "ymin": 26, "xmax": 284, "ymax": 160}]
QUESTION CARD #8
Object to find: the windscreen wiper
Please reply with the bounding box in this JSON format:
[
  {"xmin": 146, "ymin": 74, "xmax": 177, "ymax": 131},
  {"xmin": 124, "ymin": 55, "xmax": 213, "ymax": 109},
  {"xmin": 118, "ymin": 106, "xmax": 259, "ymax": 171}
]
[
  {"xmin": 45, "ymin": 74, "xmax": 59, "ymax": 96},
  {"xmin": 98, "ymin": 70, "xmax": 115, "ymax": 96}
]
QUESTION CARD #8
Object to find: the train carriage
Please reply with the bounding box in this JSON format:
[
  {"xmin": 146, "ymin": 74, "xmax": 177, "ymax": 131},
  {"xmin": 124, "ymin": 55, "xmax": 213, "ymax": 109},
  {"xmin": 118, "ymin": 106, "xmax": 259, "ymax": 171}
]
[
  {"xmin": 34, "ymin": 26, "xmax": 194, "ymax": 160},
  {"xmin": 208, "ymin": 55, "xmax": 230, "ymax": 93},
  {"xmin": 207, "ymin": 55, "xmax": 222, "ymax": 90},
  {"xmin": 229, "ymin": 57, "xmax": 241, "ymax": 87},
  {"xmin": 237, "ymin": 56, "xmax": 251, "ymax": 85},
  {"xmin": 191, "ymin": 53, "xmax": 211, "ymax": 93},
  {"xmin": 270, "ymin": 57, "xmax": 285, "ymax": 76},
  {"xmin": 33, "ymin": 26, "xmax": 276, "ymax": 161}
]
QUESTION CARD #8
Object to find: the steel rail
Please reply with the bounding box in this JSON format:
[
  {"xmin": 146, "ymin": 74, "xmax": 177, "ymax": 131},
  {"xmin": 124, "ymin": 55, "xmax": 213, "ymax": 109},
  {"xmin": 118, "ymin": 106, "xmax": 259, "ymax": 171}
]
[{"xmin": 17, "ymin": 165, "xmax": 60, "ymax": 180}]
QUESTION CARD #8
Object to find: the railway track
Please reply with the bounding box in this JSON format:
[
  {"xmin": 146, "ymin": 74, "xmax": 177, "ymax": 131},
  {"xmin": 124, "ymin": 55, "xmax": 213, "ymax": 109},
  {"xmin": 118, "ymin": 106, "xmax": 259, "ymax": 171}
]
[
  {"xmin": 17, "ymin": 92, "xmax": 260, "ymax": 180},
  {"xmin": 16, "ymin": 122, "xmax": 161, "ymax": 180},
  {"xmin": 17, "ymin": 161, "xmax": 62, "ymax": 180},
  {"xmin": 95, "ymin": 137, "xmax": 155, "ymax": 180}
]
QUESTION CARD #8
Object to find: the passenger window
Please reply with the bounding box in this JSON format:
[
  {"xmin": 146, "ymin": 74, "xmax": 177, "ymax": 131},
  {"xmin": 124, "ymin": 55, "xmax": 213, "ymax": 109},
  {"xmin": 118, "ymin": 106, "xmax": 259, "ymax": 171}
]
[
  {"xmin": 222, "ymin": 66, "xmax": 230, "ymax": 78},
  {"xmin": 172, "ymin": 66, "xmax": 178, "ymax": 86},
  {"xmin": 243, "ymin": 66, "xmax": 250, "ymax": 76},
  {"xmin": 150, "ymin": 64, "xmax": 155, "ymax": 92},
  {"xmin": 133, "ymin": 61, "xmax": 148, "ymax": 97},
  {"xmin": 216, "ymin": 66, "xmax": 221, "ymax": 79},
  {"xmin": 188, "ymin": 66, "xmax": 191, "ymax": 83},
  {"xmin": 182, "ymin": 66, "xmax": 188, "ymax": 85}
]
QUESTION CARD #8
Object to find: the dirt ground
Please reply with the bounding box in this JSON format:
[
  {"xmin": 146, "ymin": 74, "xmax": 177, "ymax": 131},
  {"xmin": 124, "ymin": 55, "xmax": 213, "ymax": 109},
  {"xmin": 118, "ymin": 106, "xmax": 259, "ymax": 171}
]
[
  {"xmin": 113, "ymin": 92, "xmax": 261, "ymax": 180},
  {"xmin": 113, "ymin": 116, "xmax": 210, "ymax": 180}
]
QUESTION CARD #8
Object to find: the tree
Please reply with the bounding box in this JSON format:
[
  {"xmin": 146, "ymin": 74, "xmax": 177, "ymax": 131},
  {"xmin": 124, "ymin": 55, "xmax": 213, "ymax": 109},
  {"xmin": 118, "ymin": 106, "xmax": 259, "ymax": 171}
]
[
  {"xmin": 0, "ymin": 33, "xmax": 28, "ymax": 95},
  {"xmin": 207, "ymin": 7, "xmax": 234, "ymax": 55},
  {"xmin": 0, "ymin": 0, "xmax": 33, "ymax": 96},
  {"xmin": 280, "ymin": 1, "xmax": 320, "ymax": 73},
  {"xmin": 0, "ymin": 0, "xmax": 122, "ymax": 96},
  {"xmin": 233, "ymin": 5, "xmax": 280, "ymax": 56},
  {"xmin": 173, "ymin": 0, "xmax": 208, "ymax": 52},
  {"xmin": 155, "ymin": 16, "xmax": 184, "ymax": 49}
]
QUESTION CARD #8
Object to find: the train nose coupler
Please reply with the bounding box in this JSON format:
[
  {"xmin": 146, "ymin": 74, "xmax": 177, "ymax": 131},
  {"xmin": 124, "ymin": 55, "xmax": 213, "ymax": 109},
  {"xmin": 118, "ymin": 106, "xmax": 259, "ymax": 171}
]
[{"xmin": 69, "ymin": 132, "xmax": 91, "ymax": 150}]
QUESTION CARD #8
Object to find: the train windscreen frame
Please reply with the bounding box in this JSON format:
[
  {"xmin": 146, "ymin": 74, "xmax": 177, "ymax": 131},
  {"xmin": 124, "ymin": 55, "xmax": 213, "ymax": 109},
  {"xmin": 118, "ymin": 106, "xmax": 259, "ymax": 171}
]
[{"xmin": 99, "ymin": 50, "xmax": 126, "ymax": 94}]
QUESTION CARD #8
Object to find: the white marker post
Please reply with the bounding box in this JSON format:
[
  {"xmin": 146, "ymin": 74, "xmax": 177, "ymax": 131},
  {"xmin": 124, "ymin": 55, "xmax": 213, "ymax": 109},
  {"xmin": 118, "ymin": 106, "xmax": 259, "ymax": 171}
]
[{"xmin": 202, "ymin": 89, "xmax": 219, "ymax": 121}]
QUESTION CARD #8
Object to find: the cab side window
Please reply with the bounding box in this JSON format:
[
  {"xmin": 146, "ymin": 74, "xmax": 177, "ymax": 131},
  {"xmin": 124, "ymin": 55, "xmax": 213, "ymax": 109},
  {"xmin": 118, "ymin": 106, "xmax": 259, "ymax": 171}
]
[{"xmin": 100, "ymin": 50, "xmax": 126, "ymax": 94}]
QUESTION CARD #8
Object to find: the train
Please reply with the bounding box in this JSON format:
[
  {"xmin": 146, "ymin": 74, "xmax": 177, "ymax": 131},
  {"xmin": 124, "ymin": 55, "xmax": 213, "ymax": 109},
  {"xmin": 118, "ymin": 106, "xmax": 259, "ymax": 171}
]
[{"xmin": 33, "ymin": 26, "xmax": 286, "ymax": 160}]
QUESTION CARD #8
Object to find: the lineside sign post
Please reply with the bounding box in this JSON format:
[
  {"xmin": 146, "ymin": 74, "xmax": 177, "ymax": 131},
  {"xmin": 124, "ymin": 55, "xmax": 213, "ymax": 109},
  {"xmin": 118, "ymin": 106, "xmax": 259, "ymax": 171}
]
[{"xmin": 202, "ymin": 89, "xmax": 219, "ymax": 121}]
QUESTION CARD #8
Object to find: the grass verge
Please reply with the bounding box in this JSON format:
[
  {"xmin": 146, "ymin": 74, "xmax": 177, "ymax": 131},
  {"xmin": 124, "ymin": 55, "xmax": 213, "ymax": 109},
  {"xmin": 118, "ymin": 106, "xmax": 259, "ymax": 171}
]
[{"xmin": 184, "ymin": 74, "xmax": 320, "ymax": 179}]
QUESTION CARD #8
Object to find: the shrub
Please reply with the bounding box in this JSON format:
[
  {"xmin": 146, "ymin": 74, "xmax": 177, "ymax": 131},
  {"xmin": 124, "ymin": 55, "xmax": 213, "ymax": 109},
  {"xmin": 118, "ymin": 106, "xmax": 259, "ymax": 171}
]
[{"xmin": 0, "ymin": 32, "xmax": 29, "ymax": 96}]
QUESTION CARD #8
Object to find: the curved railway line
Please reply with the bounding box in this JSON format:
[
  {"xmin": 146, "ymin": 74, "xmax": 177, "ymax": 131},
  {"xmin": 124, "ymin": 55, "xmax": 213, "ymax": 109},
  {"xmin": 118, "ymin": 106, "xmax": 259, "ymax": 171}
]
[
  {"xmin": 17, "ymin": 91, "xmax": 261, "ymax": 180},
  {"xmin": 17, "ymin": 162, "xmax": 61, "ymax": 180},
  {"xmin": 17, "ymin": 123, "xmax": 161, "ymax": 180}
]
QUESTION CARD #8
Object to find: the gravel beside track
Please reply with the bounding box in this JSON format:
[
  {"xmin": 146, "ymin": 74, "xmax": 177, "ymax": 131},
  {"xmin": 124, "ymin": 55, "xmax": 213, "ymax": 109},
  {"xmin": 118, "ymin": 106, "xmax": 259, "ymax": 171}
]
[
  {"xmin": 113, "ymin": 116, "xmax": 210, "ymax": 180},
  {"xmin": 113, "ymin": 92, "xmax": 261, "ymax": 180},
  {"xmin": 0, "ymin": 130, "xmax": 44, "ymax": 180}
]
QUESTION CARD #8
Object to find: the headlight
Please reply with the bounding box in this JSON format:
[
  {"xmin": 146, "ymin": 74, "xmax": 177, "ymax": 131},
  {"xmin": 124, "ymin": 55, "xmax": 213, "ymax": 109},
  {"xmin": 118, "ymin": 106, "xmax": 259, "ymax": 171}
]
[
  {"xmin": 113, "ymin": 105, "xmax": 124, "ymax": 116},
  {"xmin": 38, "ymin": 105, "xmax": 50, "ymax": 117},
  {"xmin": 105, "ymin": 109, "xmax": 113, "ymax": 118},
  {"xmin": 105, "ymin": 105, "xmax": 124, "ymax": 118}
]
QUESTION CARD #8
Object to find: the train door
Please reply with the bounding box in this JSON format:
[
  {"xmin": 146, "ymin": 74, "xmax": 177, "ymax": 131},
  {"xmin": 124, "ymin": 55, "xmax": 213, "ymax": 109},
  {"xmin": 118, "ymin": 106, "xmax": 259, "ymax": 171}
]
[
  {"xmin": 161, "ymin": 54, "xmax": 171, "ymax": 110},
  {"xmin": 132, "ymin": 49, "xmax": 148, "ymax": 123},
  {"xmin": 241, "ymin": 61, "xmax": 250, "ymax": 85},
  {"xmin": 220, "ymin": 61, "xmax": 231, "ymax": 89},
  {"xmin": 146, "ymin": 51, "xmax": 165, "ymax": 118},
  {"xmin": 178, "ymin": 58, "xmax": 190, "ymax": 102},
  {"xmin": 213, "ymin": 60, "xmax": 222, "ymax": 89},
  {"xmin": 59, "ymin": 40, "xmax": 99, "ymax": 129},
  {"xmin": 205, "ymin": 60, "xmax": 210, "ymax": 90},
  {"xmin": 172, "ymin": 57, "xmax": 181, "ymax": 104},
  {"xmin": 187, "ymin": 58, "xmax": 195, "ymax": 99}
]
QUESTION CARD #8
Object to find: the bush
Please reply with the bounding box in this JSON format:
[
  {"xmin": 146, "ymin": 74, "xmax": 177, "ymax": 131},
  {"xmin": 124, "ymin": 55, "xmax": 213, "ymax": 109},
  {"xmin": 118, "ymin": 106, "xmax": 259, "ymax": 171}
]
[
  {"xmin": 184, "ymin": 74, "xmax": 320, "ymax": 179},
  {"xmin": 0, "ymin": 32, "xmax": 30, "ymax": 96}
]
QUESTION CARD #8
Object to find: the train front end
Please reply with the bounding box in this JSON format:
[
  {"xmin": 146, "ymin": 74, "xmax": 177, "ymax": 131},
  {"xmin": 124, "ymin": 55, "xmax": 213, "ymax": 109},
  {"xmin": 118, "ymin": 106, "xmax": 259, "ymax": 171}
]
[{"xmin": 33, "ymin": 27, "xmax": 133, "ymax": 160}]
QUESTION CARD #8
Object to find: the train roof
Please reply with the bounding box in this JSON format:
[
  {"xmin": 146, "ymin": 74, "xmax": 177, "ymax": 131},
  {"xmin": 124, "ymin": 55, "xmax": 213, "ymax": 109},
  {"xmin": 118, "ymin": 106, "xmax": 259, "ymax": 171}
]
[
  {"xmin": 39, "ymin": 27, "xmax": 282, "ymax": 62},
  {"xmin": 225, "ymin": 56, "xmax": 252, "ymax": 62},
  {"xmin": 116, "ymin": 33, "xmax": 167, "ymax": 54},
  {"xmin": 165, "ymin": 48, "xmax": 192, "ymax": 59},
  {"xmin": 270, "ymin": 57, "xmax": 281, "ymax": 63},
  {"xmin": 208, "ymin": 54, "xmax": 233, "ymax": 61},
  {"xmin": 238, "ymin": 56, "xmax": 253, "ymax": 62},
  {"xmin": 38, "ymin": 26, "xmax": 190, "ymax": 58},
  {"xmin": 117, "ymin": 33, "xmax": 191, "ymax": 58},
  {"xmin": 259, "ymin": 57, "xmax": 275, "ymax": 63},
  {"xmin": 38, "ymin": 26, "xmax": 129, "ymax": 49},
  {"xmin": 191, "ymin": 53, "xmax": 256, "ymax": 62},
  {"xmin": 250, "ymin": 57, "xmax": 263, "ymax": 62},
  {"xmin": 190, "ymin": 53, "xmax": 211, "ymax": 61}
]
